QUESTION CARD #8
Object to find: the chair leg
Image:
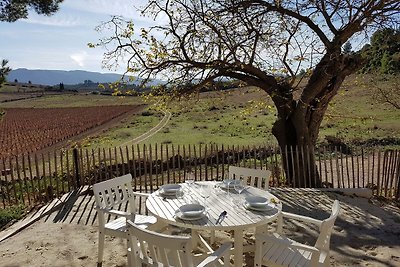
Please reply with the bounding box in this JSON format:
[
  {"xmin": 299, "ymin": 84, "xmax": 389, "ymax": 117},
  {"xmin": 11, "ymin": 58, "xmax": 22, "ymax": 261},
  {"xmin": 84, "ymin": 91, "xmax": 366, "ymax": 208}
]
[
  {"xmin": 127, "ymin": 238, "xmax": 133, "ymax": 267},
  {"xmin": 97, "ymin": 230, "xmax": 105, "ymax": 266},
  {"xmin": 254, "ymin": 239, "xmax": 263, "ymax": 267},
  {"xmin": 127, "ymin": 235, "xmax": 141, "ymax": 267}
]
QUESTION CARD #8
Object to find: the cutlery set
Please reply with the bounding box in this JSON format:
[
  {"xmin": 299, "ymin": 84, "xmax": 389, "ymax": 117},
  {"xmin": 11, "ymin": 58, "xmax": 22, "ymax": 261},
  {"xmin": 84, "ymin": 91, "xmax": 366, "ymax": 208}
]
[{"xmin": 216, "ymin": 210, "xmax": 227, "ymax": 224}]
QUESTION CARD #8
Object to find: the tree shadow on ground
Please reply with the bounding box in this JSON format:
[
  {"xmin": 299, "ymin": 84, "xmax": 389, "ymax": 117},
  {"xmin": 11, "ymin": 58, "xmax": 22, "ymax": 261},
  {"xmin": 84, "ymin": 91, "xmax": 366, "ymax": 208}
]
[{"xmin": 270, "ymin": 188, "xmax": 400, "ymax": 267}]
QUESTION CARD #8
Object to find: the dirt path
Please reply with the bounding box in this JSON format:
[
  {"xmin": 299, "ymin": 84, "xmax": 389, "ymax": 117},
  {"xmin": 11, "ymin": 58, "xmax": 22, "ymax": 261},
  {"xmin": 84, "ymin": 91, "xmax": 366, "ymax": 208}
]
[{"xmin": 120, "ymin": 109, "xmax": 171, "ymax": 146}]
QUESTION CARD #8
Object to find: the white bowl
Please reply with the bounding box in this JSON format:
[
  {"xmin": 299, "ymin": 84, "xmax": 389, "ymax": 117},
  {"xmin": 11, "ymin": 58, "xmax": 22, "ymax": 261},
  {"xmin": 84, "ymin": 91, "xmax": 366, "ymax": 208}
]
[
  {"xmin": 179, "ymin": 204, "xmax": 205, "ymax": 218},
  {"xmin": 222, "ymin": 179, "xmax": 240, "ymax": 188},
  {"xmin": 245, "ymin": 196, "xmax": 269, "ymax": 208},
  {"xmin": 160, "ymin": 184, "xmax": 181, "ymax": 195}
]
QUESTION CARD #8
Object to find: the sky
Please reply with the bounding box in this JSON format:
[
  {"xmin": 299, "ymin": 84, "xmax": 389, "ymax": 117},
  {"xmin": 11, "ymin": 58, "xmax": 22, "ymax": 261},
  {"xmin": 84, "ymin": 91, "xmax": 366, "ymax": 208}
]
[
  {"xmin": 0, "ymin": 1, "xmax": 374, "ymax": 76},
  {"xmin": 0, "ymin": 0, "xmax": 155, "ymax": 74}
]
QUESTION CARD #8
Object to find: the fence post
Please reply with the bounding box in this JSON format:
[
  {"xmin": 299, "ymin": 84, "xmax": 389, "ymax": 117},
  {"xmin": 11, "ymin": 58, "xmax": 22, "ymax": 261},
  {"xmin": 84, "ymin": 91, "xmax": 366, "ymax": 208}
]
[
  {"xmin": 396, "ymin": 150, "xmax": 400, "ymax": 200},
  {"xmin": 72, "ymin": 148, "xmax": 80, "ymax": 188}
]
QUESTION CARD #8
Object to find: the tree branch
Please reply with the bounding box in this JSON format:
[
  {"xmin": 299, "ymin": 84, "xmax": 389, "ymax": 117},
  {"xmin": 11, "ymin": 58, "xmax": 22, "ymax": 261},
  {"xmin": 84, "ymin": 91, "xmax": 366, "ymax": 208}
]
[{"xmin": 233, "ymin": 0, "xmax": 332, "ymax": 47}]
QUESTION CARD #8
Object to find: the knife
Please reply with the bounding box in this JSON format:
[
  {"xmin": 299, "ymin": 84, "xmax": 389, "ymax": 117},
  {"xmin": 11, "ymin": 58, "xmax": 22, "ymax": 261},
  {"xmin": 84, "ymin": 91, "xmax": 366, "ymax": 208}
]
[{"xmin": 216, "ymin": 210, "xmax": 227, "ymax": 224}]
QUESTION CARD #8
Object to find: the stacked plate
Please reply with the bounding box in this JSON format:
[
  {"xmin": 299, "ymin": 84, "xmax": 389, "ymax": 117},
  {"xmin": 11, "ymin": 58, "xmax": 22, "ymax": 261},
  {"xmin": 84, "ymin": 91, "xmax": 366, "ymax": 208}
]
[
  {"xmin": 175, "ymin": 204, "xmax": 206, "ymax": 220},
  {"xmin": 219, "ymin": 179, "xmax": 241, "ymax": 189},
  {"xmin": 244, "ymin": 196, "xmax": 275, "ymax": 211},
  {"xmin": 160, "ymin": 184, "xmax": 182, "ymax": 196}
]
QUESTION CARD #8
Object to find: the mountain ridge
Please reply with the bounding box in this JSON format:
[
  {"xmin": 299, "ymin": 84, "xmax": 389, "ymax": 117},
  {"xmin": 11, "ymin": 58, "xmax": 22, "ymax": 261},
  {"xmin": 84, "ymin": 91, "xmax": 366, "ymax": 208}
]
[{"xmin": 7, "ymin": 68, "xmax": 161, "ymax": 86}]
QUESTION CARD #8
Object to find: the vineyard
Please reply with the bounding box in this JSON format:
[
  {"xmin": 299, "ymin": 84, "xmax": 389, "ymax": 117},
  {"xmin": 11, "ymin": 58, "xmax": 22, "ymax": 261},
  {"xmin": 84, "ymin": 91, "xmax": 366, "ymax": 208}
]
[{"xmin": 0, "ymin": 105, "xmax": 143, "ymax": 158}]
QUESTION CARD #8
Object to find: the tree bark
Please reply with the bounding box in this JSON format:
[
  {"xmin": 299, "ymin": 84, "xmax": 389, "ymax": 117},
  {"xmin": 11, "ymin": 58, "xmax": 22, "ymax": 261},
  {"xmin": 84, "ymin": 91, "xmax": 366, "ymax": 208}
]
[{"xmin": 272, "ymin": 114, "xmax": 321, "ymax": 188}]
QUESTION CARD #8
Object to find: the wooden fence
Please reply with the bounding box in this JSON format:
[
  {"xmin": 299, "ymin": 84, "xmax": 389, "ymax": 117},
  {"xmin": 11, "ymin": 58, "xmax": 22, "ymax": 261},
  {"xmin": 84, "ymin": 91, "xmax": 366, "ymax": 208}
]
[{"xmin": 0, "ymin": 144, "xmax": 399, "ymax": 209}]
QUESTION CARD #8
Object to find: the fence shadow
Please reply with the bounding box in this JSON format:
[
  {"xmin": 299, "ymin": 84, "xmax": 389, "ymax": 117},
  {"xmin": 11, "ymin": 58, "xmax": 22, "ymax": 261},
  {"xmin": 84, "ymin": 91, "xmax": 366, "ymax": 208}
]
[{"xmin": 42, "ymin": 188, "xmax": 98, "ymax": 226}]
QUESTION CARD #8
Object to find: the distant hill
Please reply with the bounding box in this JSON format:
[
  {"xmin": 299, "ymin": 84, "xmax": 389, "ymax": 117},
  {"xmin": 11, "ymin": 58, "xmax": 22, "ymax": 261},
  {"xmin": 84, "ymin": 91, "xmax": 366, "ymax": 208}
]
[{"xmin": 6, "ymin": 68, "xmax": 162, "ymax": 86}]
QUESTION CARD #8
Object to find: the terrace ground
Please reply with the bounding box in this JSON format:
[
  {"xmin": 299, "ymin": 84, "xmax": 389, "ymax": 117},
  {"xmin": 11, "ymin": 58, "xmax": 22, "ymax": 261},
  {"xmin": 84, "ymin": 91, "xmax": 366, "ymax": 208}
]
[{"xmin": 1, "ymin": 188, "xmax": 399, "ymax": 267}]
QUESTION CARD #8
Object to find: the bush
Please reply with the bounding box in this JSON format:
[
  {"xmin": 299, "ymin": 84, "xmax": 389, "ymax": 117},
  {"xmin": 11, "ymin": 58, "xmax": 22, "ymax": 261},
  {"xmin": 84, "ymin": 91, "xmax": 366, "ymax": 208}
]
[
  {"xmin": 0, "ymin": 205, "xmax": 25, "ymax": 229},
  {"xmin": 141, "ymin": 111, "xmax": 154, "ymax": 116}
]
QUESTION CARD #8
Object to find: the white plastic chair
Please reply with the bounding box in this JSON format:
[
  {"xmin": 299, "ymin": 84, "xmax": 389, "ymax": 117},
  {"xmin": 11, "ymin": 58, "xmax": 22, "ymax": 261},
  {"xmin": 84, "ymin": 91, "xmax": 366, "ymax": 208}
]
[
  {"xmin": 93, "ymin": 174, "xmax": 159, "ymax": 267},
  {"xmin": 254, "ymin": 200, "xmax": 340, "ymax": 267},
  {"xmin": 127, "ymin": 219, "xmax": 232, "ymax": 267},
  {"xmin": 228, "ymin": 166, "xmax": 271, "ymax": 190}
]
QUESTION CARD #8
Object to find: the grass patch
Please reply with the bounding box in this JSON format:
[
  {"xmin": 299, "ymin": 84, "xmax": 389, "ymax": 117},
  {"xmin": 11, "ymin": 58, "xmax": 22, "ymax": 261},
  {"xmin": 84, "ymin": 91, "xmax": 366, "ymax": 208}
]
[
  {"xmin": 0, "ymin": 205, "xmax": 26, "ymax": 230},
  {"xmin": 79, "ymin": 109, "xmax": 163, "ymax": 148}
]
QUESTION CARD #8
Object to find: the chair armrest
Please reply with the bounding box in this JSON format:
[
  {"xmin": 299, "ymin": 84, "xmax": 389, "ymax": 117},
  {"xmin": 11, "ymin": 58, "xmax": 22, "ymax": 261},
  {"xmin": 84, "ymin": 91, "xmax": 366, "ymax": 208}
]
[
  {"xmin": 258, "ymin": 233, "xmax": 320, "ymax": 254},
  {"xmin": 282, "ymin": 211, "xmax": 322, "ymax": 227},
  {"xmin": 95, "ymin": 207, "xmax": 131, "ymax": 218},
  {"xmin": 197, "ymin": 242, "xmax": 232, "ymax": 267}
]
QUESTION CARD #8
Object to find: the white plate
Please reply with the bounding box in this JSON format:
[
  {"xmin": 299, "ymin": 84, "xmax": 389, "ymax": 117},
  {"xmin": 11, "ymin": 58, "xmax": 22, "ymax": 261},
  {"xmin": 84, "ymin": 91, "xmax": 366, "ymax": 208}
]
[
  {"xmin": 175, "ymin": 204, "xmax": 206, "ymax": 221},
  {"xmin": 244, "ymin": 201, "xmax": 275, "ymax": 211},
  {"xmin": 179, "ymin": 204, "xmax": 205, "ymax": 217},
  {"xmin": 160, "ymin": 184, "xmax": 181, "ymax": 195},
  {"xmin": 245, "ymin": 196, "xmax": 269, "ymax": 208}
]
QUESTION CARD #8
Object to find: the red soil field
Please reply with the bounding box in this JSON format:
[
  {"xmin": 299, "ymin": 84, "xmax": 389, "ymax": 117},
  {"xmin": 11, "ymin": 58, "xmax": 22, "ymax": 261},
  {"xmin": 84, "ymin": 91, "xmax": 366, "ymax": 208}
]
[{"xmin": 0, "ymin": 105, "xmax": 141, "ymax": 158}]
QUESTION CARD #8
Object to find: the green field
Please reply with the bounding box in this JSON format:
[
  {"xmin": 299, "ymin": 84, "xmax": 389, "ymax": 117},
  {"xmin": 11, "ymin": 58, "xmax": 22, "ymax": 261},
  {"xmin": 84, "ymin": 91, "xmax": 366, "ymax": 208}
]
[{"xmin": 1, "ymin": 74, "xmax": 399, "ymax": 149}]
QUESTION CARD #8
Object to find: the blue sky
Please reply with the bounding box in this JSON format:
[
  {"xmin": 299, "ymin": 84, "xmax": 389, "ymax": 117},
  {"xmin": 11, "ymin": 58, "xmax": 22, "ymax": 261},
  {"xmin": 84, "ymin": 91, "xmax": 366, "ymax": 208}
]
[{"xmin": 0, "ymin": 0, "xmax": 153, "ymax": 74}]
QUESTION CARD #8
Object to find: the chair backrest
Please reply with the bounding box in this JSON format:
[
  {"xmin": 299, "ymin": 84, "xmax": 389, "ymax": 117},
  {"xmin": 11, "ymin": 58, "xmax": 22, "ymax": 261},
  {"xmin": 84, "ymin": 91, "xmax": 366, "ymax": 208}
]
[
  {"xmin": 127, "ymin": 220, "xmax": 195, "ymax": 267},
  {"xmin": 229, "ymin": 166, "xmax": 271, "ymax": 190},
  {"xmin": 315, "ymin": 200, "xmax": 340, "ymax": 252},
  {"xmin": 93, "ymin": 174, "xmax": 136, "ymax": 214}
]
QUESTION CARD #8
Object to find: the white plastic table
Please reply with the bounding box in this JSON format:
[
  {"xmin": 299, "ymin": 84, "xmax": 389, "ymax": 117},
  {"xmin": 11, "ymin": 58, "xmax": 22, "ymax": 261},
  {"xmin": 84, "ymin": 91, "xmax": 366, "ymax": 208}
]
[{"xmin": 146, "ymin": 181, "xmax": 282, "ymax": 267}]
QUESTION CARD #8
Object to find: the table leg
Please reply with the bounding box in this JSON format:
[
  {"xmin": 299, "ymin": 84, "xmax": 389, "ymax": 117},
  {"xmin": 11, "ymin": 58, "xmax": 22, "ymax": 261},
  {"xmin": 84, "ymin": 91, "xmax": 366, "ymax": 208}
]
[{"xmin": 233, "ymin": 228, "xmax": 244, "ymax": 267}]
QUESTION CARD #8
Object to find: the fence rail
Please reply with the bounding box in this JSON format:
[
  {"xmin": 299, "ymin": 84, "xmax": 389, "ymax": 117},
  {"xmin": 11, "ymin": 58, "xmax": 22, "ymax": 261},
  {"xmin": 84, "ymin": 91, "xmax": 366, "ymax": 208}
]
[{"xmin": 0, "ymin": 144, "xmax": 399, "ymax": 209}]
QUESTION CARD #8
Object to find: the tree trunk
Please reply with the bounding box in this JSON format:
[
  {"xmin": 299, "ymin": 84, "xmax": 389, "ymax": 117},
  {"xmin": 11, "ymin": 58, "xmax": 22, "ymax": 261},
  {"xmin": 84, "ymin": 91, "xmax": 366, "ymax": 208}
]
[
  {"xmin": 272, "ymin": 115, "xmax": 321, "ymax": 188},
  {"xmin": 267, "ymin": 51, "xmax": 363, "ymax": 188}
]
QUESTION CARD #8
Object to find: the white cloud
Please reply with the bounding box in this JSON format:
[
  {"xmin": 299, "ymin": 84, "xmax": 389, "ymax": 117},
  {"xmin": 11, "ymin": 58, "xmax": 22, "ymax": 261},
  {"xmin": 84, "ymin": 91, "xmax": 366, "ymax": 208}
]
[
  {"xmin": 22, "ymin": 13, "xmax": 81, "ymax": 27},
  {"xmin": 62, "ymin": 0, "xmax": 167, "ymax": 25},
  {"xmin": 63, "ymin": 0, "xmax": 141, "ymax": 18},
  {"xmin": 70, "ymin": 51, "xmax": 88, "ymax": 67}
]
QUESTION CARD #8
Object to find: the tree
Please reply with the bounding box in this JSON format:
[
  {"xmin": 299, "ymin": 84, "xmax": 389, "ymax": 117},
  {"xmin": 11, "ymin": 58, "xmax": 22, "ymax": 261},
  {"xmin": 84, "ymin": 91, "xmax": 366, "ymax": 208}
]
[
  {"xmin": 0, "ymin": 59, "xmax": 12, "ymax": 88},
  {"xmin": 369, "ymin": 74, "xmax": 400, "ymax": 109},
  {"xmin": 0, "ymin": 0, "xmax": 63, "ymax": 22},
  {"xmin": 83, "ymin": 79, "xmax": 94, "ymax": 86},
  {"xmin": 361, "ymin": 28, "xmax": 400, "ymax": 74},
  {"xmin": 94, "ymin": 1, "xmax": 400, "ymax": 187}
]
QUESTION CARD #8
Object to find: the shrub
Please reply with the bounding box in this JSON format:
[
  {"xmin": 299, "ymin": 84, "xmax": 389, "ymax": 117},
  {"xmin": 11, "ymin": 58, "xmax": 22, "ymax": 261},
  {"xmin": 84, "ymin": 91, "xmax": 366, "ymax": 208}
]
[
  {"xmin": 0, "ymin": 205, "xmax": 25, "ymax": 230},
  {"xmin": 141, "ymin": 111, "xmax": 154, "ymax": 116}
]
